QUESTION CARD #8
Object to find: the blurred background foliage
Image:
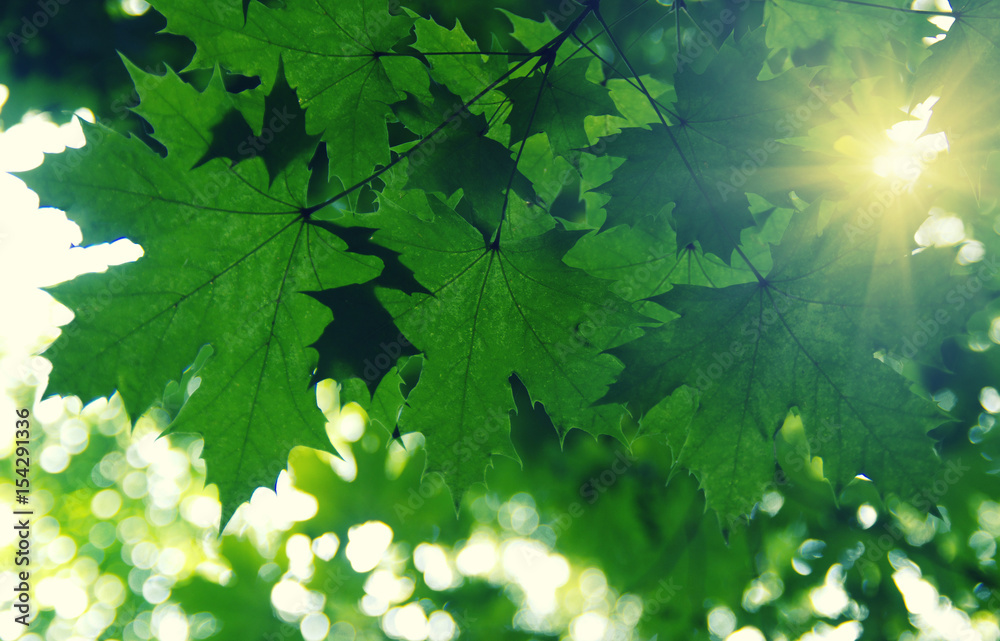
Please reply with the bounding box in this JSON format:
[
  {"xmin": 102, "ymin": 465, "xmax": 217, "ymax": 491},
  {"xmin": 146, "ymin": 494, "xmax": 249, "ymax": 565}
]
[
  {"xmin": 0, "ymin": 0, "xmax": 191, "ymax": 132},
  {"xmin": 4, "ymin": 329, "xmax": 1000, "ymax": 641},
  {"xmin": 3, "ymin": 0, "xmax": 1000, "ymax": 640}
]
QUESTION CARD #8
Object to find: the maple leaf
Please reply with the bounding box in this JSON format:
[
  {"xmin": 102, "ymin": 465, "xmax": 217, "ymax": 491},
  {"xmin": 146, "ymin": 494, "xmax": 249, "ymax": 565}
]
[
  {"xmin": 608, "ymin": 202, "xmax": 989, "ymax": 520},
  {"xmin": 680, "ymin": 0, "xmax": 764, "ymax": 48},
  {"xmin": 20, "ymin": 66, "xmax": 382, "ymax": 522},
  {"xmin": 563, "ymin": 209, "xmax": 775, "ymax": 303},
  {"xmin": 351, "ymin": 188, "xmax": 644, "ymax": 504},
  {"xmin": 196, "ymin": 59, "xmax": 321, "ymax": 185},
  {"xmin": 765, "ymin": 0, "xmax": 939, "ymax": 66},
  {"xmin": 150, "ymin": 0, "xmax": 428, "ymax": 185},
  {"xmin": 411, "ymin": 16, "xmax": 508, "ymax": 107},
  {"xmin": 499, "ymin": 57, "xmax": 620, "ymax": 159},
  {"xmin": 589, "ymin": 29, "xmax": 834, "ymax": 259},
  {"xmin": 913, "ymin": 0, "xmax": 1000, "ymax": 190},
  {"xmin": 392, "ymin": 84, "xmax": 538, "ymax": 240}
]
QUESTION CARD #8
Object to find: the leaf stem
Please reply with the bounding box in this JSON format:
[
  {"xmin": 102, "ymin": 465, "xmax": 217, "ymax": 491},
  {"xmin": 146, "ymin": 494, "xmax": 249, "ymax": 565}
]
[
  {"xmin": 569, "ymin": 32, "xmax": 681, "ymax": 121},
  {"xmin": 492, "ymin": 54, "xmax": 555, "ymax": 249}
]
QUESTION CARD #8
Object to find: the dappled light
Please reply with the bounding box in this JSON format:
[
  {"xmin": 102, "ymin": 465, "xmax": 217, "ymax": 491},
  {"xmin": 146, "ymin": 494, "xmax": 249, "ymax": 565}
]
[
  {"xmin": 856, "ymin": 505, "xmax": 877, "ymax": 530},
  {"xmin": 915, "ymin": 207, "xmax": 965, "ymax": 248},
  {"xmin": 455, "ymin": 531, "xmax": 498, "ymax": 576},
  {"xmin": 4, "ymin": 300, "xmax": 1000, "ymax": 639},
  {"xmin": 726, "ymin": 626, "xmax": 767, "ymax": 641},
  {"xmin": 912, "ymin": 0, "xmax": 954, "ymax": 45},
  {"xmin": 5, "ymin": 345, "xmax": 999, "ymax": 640},
  {"xmin": 871, "ymin": 97, "xmax": 948, "ymax": 186},
  {"xmin": 0, "ymin": 110, "xmax": 88, "ymax": 172},
  {"xmin": 742, "ymin": 571, "xmax": 784, "ymax": 612},
  {"xmin": 980, "ymin": 387, "xmax": 1000, "ymax": 414},
  {"xmin": 808, "ymin": 565, "xmax": 849, "ymax": 619},
  {"xmin": 891, "ymin": 559, "xmax": 997, "ymax": 641},
  {"xmin": 233, "ymin": 472, "xmax": 319, "ymax": 540},
  {"xmin": 958, "ymin": 240, "xmax": 986, "ymax": 265},
  {"xmin": 346, "ymin": 521, "xmax": 394, "ymax": 573},
  {"xmin": 708, "ymin": 605, "xmax": 738, "ymax": 638},
  {"xmin": 800, "ymin": 621, "xmax": 862, "ymax": 641},
  {"xmin": 120, "ymin": 0, "xmax": 151, "ymax": 17}
]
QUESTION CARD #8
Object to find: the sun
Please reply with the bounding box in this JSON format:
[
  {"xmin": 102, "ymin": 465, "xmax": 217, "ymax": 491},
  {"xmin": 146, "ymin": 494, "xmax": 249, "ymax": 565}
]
[{"xmin": 871, "ymin": 96, "xmax": 949, "ymax": 185}]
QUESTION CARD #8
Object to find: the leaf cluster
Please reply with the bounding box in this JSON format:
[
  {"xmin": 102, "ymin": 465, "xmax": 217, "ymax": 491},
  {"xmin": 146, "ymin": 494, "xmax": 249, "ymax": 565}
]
[{"xmin": 19, "ymin": 0, "xmax": 1000, "ymax": 534}]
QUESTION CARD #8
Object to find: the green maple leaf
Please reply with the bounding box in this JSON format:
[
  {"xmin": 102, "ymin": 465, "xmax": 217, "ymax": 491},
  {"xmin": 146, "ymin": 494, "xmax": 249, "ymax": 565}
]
[
  {"xmin": 355, "ymin": 189, "xmax": 644, "ymax": 504},
  {"xmin": 765, "ymin": 0, "xmax": 939, "ymax": 66},
  {"xmin": 411, "ymin": 15, "xmax": 507, "ymax": 108},
  {"xmin": 197, "ymin": 58, "xmax": 321, "ymax": 184},
  {"xmin": 563, "ymin": 209, "xmax": 779, "ymax": 303},
  {"xmin": 150, "ymin": 0, "xmax": 427, "ymax": 185},
  {"xmin": 606, "ymin": 203, "xmax": 985, "ymax": 520},
  {"xmin": 393, "ymin": 84, "xmax": 537, "ymax": 239},
  {"xmin": 20, "ymin": 66, "xmax": 382, "ymax": 523},
  {"xmin": 915, "ymin": 0, "xmax": 1000, "ymax": 87},
  {"xmin": 308, "ymin": 282, "xmax": 419, "ymax": 395},
  {"xmin": 499, "ymin": 57, "xmax": 620, "ymax": 159},
  {"xmin": 913, "ymin": 1, "xmax": 1000, "ymax": 189},
  {"xmin": 680, "ymin": 0, "xmax": 764, "ymax": 49},
  {"xmin": 590, "ymin": 29, "xmax": 833, "ymax": 259},
  {"xmin": 500, "ymin": 9, "xmax": 571, "ymax": 57}
]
